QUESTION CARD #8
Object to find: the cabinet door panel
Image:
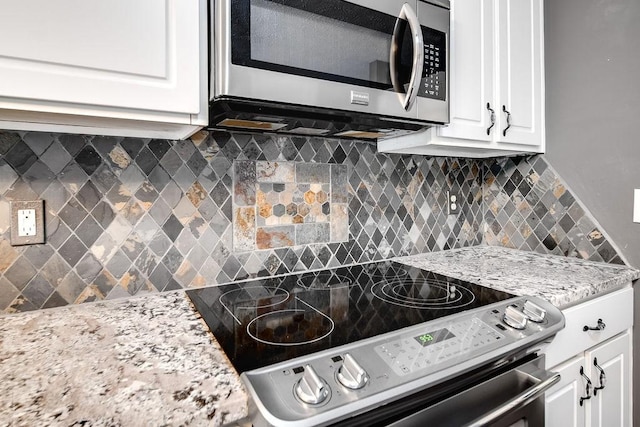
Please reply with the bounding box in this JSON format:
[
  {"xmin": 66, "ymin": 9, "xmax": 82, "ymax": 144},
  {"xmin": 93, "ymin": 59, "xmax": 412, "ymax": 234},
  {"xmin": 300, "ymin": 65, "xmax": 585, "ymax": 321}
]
[
  {"xmin": 496, "ymin": 0, "xmax": 543, "ymax": 146},
  {"xmin": 437, "ymin": 0, "xmax": 493, "ymax": 142},
  {"xmin": 545, "ymin": 357, "xmax": 585, "ymax": 427},
  {"xmin": 586, "ymin": 331, "xmax": 632, "ymax": 427},
  {"xmin": 544, "ymin": 287, "xmax": 633, "ymax": 369},
  {"xmin": 0, "ymin": 0, "xmax": 201, "ymax": 114}
]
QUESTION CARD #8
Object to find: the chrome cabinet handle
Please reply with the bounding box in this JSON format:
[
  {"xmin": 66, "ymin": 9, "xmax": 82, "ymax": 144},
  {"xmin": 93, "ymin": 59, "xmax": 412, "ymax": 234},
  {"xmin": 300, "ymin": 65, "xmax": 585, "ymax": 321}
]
[
  {"xmin": 583, "ymin": 318, "xmax": 606, "ymax": 332},
  {"xmin": 579, "ymin": 366, "xmax": 593, "ymax": 406},
  {"xmin": 502, "ymin": 105, "xmax": 511, "ymax": 136},
  {"xmin": 390, "ymin": 3, "xmax": 424, "ymax": 111},
  {"xmin": 593, "ymin": 358, "xmax": 606, "ymax": 395},
  {"xmin": 486, "ymin": 103, "xmax": 495, "ymax": 135}
]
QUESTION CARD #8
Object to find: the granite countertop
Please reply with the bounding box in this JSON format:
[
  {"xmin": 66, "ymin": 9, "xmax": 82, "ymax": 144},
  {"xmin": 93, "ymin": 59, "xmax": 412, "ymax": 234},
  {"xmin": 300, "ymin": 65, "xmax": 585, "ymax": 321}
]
[
  {"xmin": 396, "ymin": 245, "xmax": 640, "ymax": 308},
  {"xmin": 2, "ymin": 246, "xmax": 638, "ymax": 426},
  {"xmin": 0, "ymin": 292, "xmax": 247, "ymax": 427}
]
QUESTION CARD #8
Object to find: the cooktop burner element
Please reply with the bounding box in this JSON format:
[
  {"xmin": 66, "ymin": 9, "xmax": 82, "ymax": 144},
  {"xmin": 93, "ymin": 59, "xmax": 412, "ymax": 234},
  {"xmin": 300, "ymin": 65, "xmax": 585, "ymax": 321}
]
[
  {"xmin": 187, "ymin": 260, "xmax": 566, "ymax": 427},
  {"xmin": 246, "ymin": 301, "xmax": 335, "ymax": 347},
  {"xmin": 296, "ymin": 272, "xmax": 353, "ymax": 289},
  {"xmin": 219, "ymin": 286, "xmax": 289, "ymax": 312},
  {"xmin": 187, "ymin": 261, "xmax": 515, "ymax": 373},
  {"xmin": 371, "ymin": 276, "xmax": 476, "ymax": 309}
]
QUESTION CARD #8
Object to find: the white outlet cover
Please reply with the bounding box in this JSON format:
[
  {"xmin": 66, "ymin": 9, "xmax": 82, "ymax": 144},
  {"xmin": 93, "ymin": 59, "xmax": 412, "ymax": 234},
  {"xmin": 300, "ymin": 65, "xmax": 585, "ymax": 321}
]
[
  {"xmin": 634, "ymin": 189, "xmax": 640, "ymax": 223},
  {"xmin": 18, "ymin": 209, "xmax": 37, "ymax": 236}
]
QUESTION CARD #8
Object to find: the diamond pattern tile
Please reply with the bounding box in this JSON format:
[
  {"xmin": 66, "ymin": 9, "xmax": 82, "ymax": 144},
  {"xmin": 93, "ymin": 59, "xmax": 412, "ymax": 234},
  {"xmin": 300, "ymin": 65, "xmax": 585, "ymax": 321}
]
[
  {"xmin": 482, "ymin": 156, "xmax": 623, "ymax": 264},
  {"xmin": 0, "ymin": 129, "xmax": 626, "ymax": 313}
]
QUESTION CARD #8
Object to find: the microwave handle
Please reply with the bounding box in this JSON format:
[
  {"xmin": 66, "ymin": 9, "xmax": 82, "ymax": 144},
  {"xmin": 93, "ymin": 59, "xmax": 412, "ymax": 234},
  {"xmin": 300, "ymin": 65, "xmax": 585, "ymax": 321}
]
[{"xmin": 390, "ymin": 3, "xmax": 424, "ymax": 111}]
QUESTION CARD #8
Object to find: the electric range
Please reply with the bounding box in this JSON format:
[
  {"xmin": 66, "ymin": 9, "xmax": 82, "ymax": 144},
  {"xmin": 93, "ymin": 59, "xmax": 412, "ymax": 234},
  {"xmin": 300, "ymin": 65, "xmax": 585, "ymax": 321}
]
[{"xmin": 187, "ymin": 260, "xmax": 564, "ymax": 426}]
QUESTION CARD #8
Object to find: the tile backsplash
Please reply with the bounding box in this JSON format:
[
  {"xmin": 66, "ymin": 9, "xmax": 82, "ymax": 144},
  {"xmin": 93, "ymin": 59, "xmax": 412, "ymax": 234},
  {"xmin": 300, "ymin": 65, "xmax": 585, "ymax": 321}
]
[
  {"xmin": 0, "ymin": 130, "xmax": 623, "ymax": 313},
  {"xmin": 483, "ymin": 155, "xmax": 623, "ymax": 264},
  {"xmin": 232, "ymin": 160, "xmax": 349, "ymax": 251}
]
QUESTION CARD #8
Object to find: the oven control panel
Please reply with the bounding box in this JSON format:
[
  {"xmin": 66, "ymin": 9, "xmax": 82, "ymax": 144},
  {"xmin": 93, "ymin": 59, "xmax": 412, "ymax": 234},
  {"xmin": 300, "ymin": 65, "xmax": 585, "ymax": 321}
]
[
  {"xmin": 375, "ymin": 317, "xmax": 505, "ymax": 377},
  {"xmin": 241, "ymin": 296, "xmax": 564, "ymax": 427}
]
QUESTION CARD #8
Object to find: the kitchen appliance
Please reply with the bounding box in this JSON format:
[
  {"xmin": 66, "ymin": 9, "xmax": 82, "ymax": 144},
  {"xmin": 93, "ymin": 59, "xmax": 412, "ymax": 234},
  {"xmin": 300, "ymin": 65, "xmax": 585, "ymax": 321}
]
[
  {"xmin": 187, "ymin": 261, "xmax": 565, "ymax": 426},
  {"xmin": 209, "ymin": 0, "xmax": 449, "ymax": 140}
]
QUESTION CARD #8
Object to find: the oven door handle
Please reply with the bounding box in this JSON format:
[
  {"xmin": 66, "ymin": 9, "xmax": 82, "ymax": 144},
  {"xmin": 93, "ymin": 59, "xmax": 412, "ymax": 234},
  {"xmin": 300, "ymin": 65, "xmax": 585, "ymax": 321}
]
[
  {"xmin": 466, "ymin": 370, "xmax": 561, "ymax": 427},
  {"xmin": 390, "ymin": 3, "xmax": 424, "ymax": 111}
]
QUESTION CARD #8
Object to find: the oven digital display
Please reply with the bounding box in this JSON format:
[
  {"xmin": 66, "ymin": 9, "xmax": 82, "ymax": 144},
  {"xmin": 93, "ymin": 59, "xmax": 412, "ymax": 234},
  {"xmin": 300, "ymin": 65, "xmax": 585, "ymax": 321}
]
[{"xmin": 414, "ymin": 328, "xmax": 455, "ymax": 347}]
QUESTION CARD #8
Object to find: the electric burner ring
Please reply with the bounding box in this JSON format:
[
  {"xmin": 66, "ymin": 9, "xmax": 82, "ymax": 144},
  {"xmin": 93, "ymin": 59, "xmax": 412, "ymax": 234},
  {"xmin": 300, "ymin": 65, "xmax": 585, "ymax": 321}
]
[
  {"xmin": 219, "ymin": 286, "xmax": 290, "ymax": 310},
  {"xmin": 296, "ymin": 272, "xmax": 353, "ymax": 289},
  {"xmin": 366, "ymin": 266, "xmax": 410, "ymax": 280},
  {"xmin": 371, "ymin": 279, "xmax": 476, "ymax": 309},
  {"xmin": 388, "ymin": 283, "xmax": 465, "ymax": 304},
  {"xmin": 246, "ymin": 309, "xmax": 335, "ymax": 347}
]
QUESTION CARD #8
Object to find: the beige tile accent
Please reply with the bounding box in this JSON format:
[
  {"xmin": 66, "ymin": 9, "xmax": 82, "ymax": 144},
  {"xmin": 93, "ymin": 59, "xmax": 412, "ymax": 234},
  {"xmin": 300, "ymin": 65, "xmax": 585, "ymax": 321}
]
[
  {"xmin": 256, "ymin": 226, "xmax": 295, "ymax": 250},
  {"xmin": 331, "ymin": 204, "xmax": 349, "ymax": 242},
  {"xmin": 256, "ymin": 161, "xmax": 295, "ymax": 183},
  {"xmin": 233, "ymin": 207, "xmax": 256, "ymax": 251}
]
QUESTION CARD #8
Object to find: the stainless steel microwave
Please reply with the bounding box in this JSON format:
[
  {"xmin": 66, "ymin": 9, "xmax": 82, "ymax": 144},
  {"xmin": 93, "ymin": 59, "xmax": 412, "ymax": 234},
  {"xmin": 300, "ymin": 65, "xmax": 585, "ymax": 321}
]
[{"xmin": 209, "ymin": 0, "xmax": 449, "ymax": 140}]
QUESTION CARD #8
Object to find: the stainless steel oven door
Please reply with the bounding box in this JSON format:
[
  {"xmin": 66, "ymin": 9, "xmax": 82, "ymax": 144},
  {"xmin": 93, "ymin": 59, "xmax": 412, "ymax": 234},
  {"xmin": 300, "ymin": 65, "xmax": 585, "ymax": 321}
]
[
  {"xmin": 387, "ymin": 355, "xmax": 559, "ymax": 427},
  {"xmin": 330, "ymin": 354, "xmax": 559, "ymax": 427},
  {"xmin": 213, "ymin": 0, "xmax": 449, "ymax": 123}
]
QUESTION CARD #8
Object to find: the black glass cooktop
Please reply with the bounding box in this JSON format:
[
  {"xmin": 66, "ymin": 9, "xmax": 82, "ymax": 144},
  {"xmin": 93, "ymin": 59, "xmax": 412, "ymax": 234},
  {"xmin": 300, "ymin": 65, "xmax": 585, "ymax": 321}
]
[{"xmin": 186, "ymin": 261, "xmax": 515, "ymax": 373}]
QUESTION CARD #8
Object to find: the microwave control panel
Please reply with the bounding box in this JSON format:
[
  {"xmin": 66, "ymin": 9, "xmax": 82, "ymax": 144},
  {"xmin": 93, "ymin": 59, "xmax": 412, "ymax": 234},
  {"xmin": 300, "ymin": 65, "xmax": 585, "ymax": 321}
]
[{"xmin": 419, "ymin": 27, "xmax": 446, "ymax": 101}]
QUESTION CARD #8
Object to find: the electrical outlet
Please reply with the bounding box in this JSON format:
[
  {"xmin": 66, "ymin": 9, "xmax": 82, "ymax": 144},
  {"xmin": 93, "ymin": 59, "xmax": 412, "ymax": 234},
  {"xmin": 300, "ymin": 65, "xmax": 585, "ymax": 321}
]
[
  {"xmin": 447, "ymin": 191, "xmax": 459, "ymax": 215},
  {"xmin": 10, "ymin": 200, "xmax": 45, "ymax": 245},
  {"xmin": 18, "ymin": 209, "xmax": 37, "ymax": 236}
]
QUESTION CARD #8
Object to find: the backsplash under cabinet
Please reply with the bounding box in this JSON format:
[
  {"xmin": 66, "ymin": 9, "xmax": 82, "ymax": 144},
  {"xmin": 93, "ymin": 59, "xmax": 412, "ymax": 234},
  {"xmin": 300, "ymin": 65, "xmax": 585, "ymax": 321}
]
[{"xmin": 0, "ymin": 130, "xmax": 622, "ymax": 313}]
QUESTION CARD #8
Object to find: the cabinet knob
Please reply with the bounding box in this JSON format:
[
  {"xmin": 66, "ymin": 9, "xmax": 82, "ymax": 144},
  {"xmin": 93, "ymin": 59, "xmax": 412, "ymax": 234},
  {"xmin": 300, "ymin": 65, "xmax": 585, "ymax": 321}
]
[
  {"xmin": 583, "ymin": 318, "xmax": 606, "ymax": 332},
  {"xmin": 593, "ymin": 357, "xmax": 607, "ymax": 395},
  {"xmin": 294, "ymin": 365, "xmax": 330, "ymax": 405},
  {"xmin": 502, "ymin": 105, "xmax": 512, "ymax": 136},
  {"xmin": 486, "ymin": 103, "xmax": 496, "ymax": 135},
  {"xmin": 579, "ymin": 366, "xmax": 593, "ymax": 406}
]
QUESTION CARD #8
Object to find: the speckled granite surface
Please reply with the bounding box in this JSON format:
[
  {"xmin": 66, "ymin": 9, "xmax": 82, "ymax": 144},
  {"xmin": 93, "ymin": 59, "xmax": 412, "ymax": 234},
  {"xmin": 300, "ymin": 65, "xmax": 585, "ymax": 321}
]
[
  {"xmin": 0, "ymin": 291, "xmax": 247, "ymax": 427},
  {"xmin": 396, "ymin": 246, "xmax": 640, "ymax": 308},
  {"xmin": 2, "ymin": 246, "xmax": 637, "ymax": 426}
]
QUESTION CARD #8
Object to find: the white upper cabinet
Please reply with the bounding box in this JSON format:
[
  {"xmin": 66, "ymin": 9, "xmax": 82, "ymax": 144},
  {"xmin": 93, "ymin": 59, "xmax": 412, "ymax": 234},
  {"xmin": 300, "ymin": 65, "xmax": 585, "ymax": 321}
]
[
  {"xmin": 0, "ymin": 0, "xmax": 207, "ymax": 139},
  {"xmin": 379, "ymin": 0, "xmax": 545, "ymax": 158},
  {"xmin": 437, "ymin": 0, "xmax": 495, "ymax": 143},
  {"xmin": 495, "ymin": 0, "xmax": 544, "ymax": 147}
]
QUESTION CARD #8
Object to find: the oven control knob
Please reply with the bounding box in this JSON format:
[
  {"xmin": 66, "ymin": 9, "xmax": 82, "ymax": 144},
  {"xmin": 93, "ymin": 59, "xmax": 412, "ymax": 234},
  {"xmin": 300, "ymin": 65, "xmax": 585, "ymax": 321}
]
[
  {"xmin": 294, "ymin": 365, "xmax": 330, "ymax": 405},
  {"xmin": 337, "ymin": 353, "xmax": 369, "ymax": 390},
  {"xmin": 523, "ymin": 300, "xmax": 546, "ymax": 323},
  {"xmin": 503, "ymin": 305, "xmax": 528, "ymax": 330}
]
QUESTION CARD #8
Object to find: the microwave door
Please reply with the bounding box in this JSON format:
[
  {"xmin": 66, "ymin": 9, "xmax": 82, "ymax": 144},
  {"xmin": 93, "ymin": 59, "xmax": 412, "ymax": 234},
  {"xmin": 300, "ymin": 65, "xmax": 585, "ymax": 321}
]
[
  {"xmin": 390, "ymin": 2, "xmax": 425, "ymax": 112},
  {"xmin": 216, "ymin": 0, "xmax": 422, "ymax": 120}
]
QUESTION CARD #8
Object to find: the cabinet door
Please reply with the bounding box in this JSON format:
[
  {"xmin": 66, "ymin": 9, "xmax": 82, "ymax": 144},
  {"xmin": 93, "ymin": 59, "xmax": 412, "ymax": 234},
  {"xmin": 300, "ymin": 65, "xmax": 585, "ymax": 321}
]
[
  {"xmin": 437, "ymin": 0, "xmax": 494, "ymax": 142},
  {"xmin": 545, "ymin": 357, "xmax": 586, "ymax": 427},
  {"xmin": 585, "ymin": 331, "xmax": 632, "ymax": 427},
  {"xmin": 495, "ymin": 0, "xmax": 544, "ymax": 147},
  {"xmin": 0, "ymin": 0, "xmax": 201, "ymax": 115}
]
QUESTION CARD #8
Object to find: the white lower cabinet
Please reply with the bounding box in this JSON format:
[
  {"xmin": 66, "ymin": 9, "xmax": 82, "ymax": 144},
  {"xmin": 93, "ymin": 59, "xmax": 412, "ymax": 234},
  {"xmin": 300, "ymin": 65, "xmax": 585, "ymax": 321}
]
[
  {"xmin": 546, "ymin": 332, "xmax": 631, "ymax": 427},
  {"xmin": 545, "ymin": 357, "xmax": 585, "ymax": 427},
  {"xmin": 544, "ymin": 287, "xmax": 633, "ymax": 427}
]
